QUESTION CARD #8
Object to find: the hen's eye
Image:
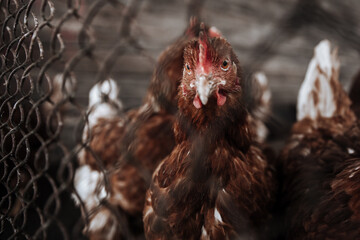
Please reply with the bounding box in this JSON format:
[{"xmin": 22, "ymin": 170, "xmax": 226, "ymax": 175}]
[
  {"xmin": 221, "ymin": 60, "xmax": 230, "ymax": 71},
  {"xmin": 185, "ymin": 64, "xmax": 191, "ymax": 74}
]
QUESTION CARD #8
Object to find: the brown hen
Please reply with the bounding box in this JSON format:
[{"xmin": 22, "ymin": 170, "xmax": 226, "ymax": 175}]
[
  {"xmin": 73, "ymin": 19, "xmax": 223, "ymax": 239},
  {"xmin": 143, "ymin": 24, "xmax": 276, "ymax": 240},
  {"xmin": 281, "ymin": 40, "xmax": 360, "ymax": 239}
]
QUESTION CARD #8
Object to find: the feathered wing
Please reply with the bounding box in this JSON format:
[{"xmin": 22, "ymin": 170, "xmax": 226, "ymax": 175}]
[
  {"xmin": 144, "ymin": 143, "xmax": 276, "ymax": 240},
  {"xmin": 143, "ymin": 145, "xmax": 206, "ymax": 240},
  {"xmin": 213, "ymin": 145, "xmax": 275, "ymax": 240},
  {"xmin": 281, "ymin": 40, "xmax": 360, "ymax": 239}
]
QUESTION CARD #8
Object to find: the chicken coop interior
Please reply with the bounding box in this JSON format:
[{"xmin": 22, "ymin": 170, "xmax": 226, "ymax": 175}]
[{"xmin": 1, "ymin": 0, "xmax": 360, "ymax": 239}]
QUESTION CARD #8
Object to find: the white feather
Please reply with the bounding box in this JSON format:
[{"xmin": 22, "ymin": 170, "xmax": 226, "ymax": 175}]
[
  {"xmin": 87, "ymin": 79, "xmax": 123, "ymax": 129},
  {"xmin": 144, "ymin": 206, "xmax": 154, "ymax": 219},
  {"xmin": 214, "ymin": 207, "xmax": 223, "ymax": 223},
  {"xmin": 348, "ymin": 148, "xmax": 355, "ymax": 154},
  {"xmin": 73, "ymin": 165, "xmax": 118, "ymax": 237},
  {"xmin": 72, "ymin": 165, "xmax": 107, "ymax": 210},
  {"xmin": 297, "ymin": 40, "xmax": 339, "ymax": 121},
  {"xmin": 88, "ymin": 210, "xmax": 109, "ymax": 231},
  {"xmin": 201, "ymin": 225, "xmax": 208, "ymax": 238},
  {"xmin": 88, "ymin": 210, "xmax": 117, "ymax": 239},
  {"xmin": 254, "ymin": 72, "xmax": 271, "ymax": 105}
]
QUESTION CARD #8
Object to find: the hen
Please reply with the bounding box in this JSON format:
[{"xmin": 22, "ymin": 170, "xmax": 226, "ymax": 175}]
[
  {"xmin": 143, "ymin": 24, "xmax": 276, "ymax": 240},
  {"xmin": 281, "ymin": 40, "xmax": 360, "ymax": 239},
  {"xmin": 73, "ymin": 19, "xmax": 222, "ymax": 239}
]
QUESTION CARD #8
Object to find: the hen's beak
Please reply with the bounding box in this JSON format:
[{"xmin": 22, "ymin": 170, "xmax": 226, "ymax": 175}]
[{"xmin": 196, "ymin": 74, "xmax": 214, "ymax": 105}]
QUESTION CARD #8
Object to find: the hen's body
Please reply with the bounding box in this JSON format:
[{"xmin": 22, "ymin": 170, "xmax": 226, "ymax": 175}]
[
  {"xmin": 281, "ymin": 40, "xmax": 360, "ymax": 239},
  {"xmin": 144, "ymin": 27, "xmax": 276, "ymax": 240},
  {"xmin": 145, "ymin": 131, "xmax": 275, "ymax": 239}
]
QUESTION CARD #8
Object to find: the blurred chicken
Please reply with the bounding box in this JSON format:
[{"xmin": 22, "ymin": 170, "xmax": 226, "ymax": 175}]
[
  {"xmin": 281, "ymin": 40, "xmax": 360, "ymax": 239},
  {"xmin": 73, "ymin": 19, "xmax": 224, "ymax": 239},
  {"xmin": 143, "ymin": 24, "xmax": 276, "ymax": 240},
  {"xmin": 74, "ymin": 79, "xmax": 124, "ymax": 239}
]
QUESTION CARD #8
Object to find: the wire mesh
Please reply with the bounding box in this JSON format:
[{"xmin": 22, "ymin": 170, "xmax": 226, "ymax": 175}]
[
  {"xmin": 0, "ymin": 0, "xmax": 149, "ymax": 239},
  {"xmin": 1, "ymin": 0, "xmax": 360, "ymax": 239}
]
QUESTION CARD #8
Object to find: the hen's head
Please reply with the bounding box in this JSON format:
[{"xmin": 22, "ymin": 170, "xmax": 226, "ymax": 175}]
[
  {"xmin": 180, "ymin": 24, "xmax": 242, "ymax": 112},
  {"xmin": 146, "ymin": 19, "xmax": 222, "ymax": 113}
]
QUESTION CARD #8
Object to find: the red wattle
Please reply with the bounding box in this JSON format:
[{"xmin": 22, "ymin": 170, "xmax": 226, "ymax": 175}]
[
  {"xmin": 193, "ymin": 94, "xmax": 202, "ymax": 109},
  {"xmin": 216, "ymin": 90, "xmax": 227, "ymax": 106}
]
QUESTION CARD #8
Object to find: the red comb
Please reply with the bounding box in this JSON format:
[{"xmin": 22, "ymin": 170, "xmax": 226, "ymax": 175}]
[
  {"xmin": 198, "ymin": 22, "xmax": 208, "ymax": 72},
  {"xmin": 186, "ymin": 16, "xmax": 198, "ymax": 37},
  {"xmin": 199, "ymin": 22, "xmax": 207, "ymax": 43}
]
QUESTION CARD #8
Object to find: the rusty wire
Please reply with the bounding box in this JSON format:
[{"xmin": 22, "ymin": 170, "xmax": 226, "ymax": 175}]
[
  {"xmin": 0, "ymin": 0, "xmax": 149, "ymax": 238},
  {"xmin": 1, "ymin": 0, "xmax": 360, "ymax": 239}
]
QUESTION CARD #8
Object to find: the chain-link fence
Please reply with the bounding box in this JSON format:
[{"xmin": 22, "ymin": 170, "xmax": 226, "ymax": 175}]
[{"xmin": 1, "ymin": 0, "xmax": 360, "ymax": 239}]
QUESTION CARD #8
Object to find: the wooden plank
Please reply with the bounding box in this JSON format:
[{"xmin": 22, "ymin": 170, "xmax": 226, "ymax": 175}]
[{"xmin": 41, "ymin": 0, "xmax": 360, "ymax": 147}]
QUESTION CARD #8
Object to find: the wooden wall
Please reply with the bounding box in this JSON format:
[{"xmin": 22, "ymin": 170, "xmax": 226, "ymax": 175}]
[{"xmin": 46, "ymin": 0, "xmax": 360, "ymax": 149}]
